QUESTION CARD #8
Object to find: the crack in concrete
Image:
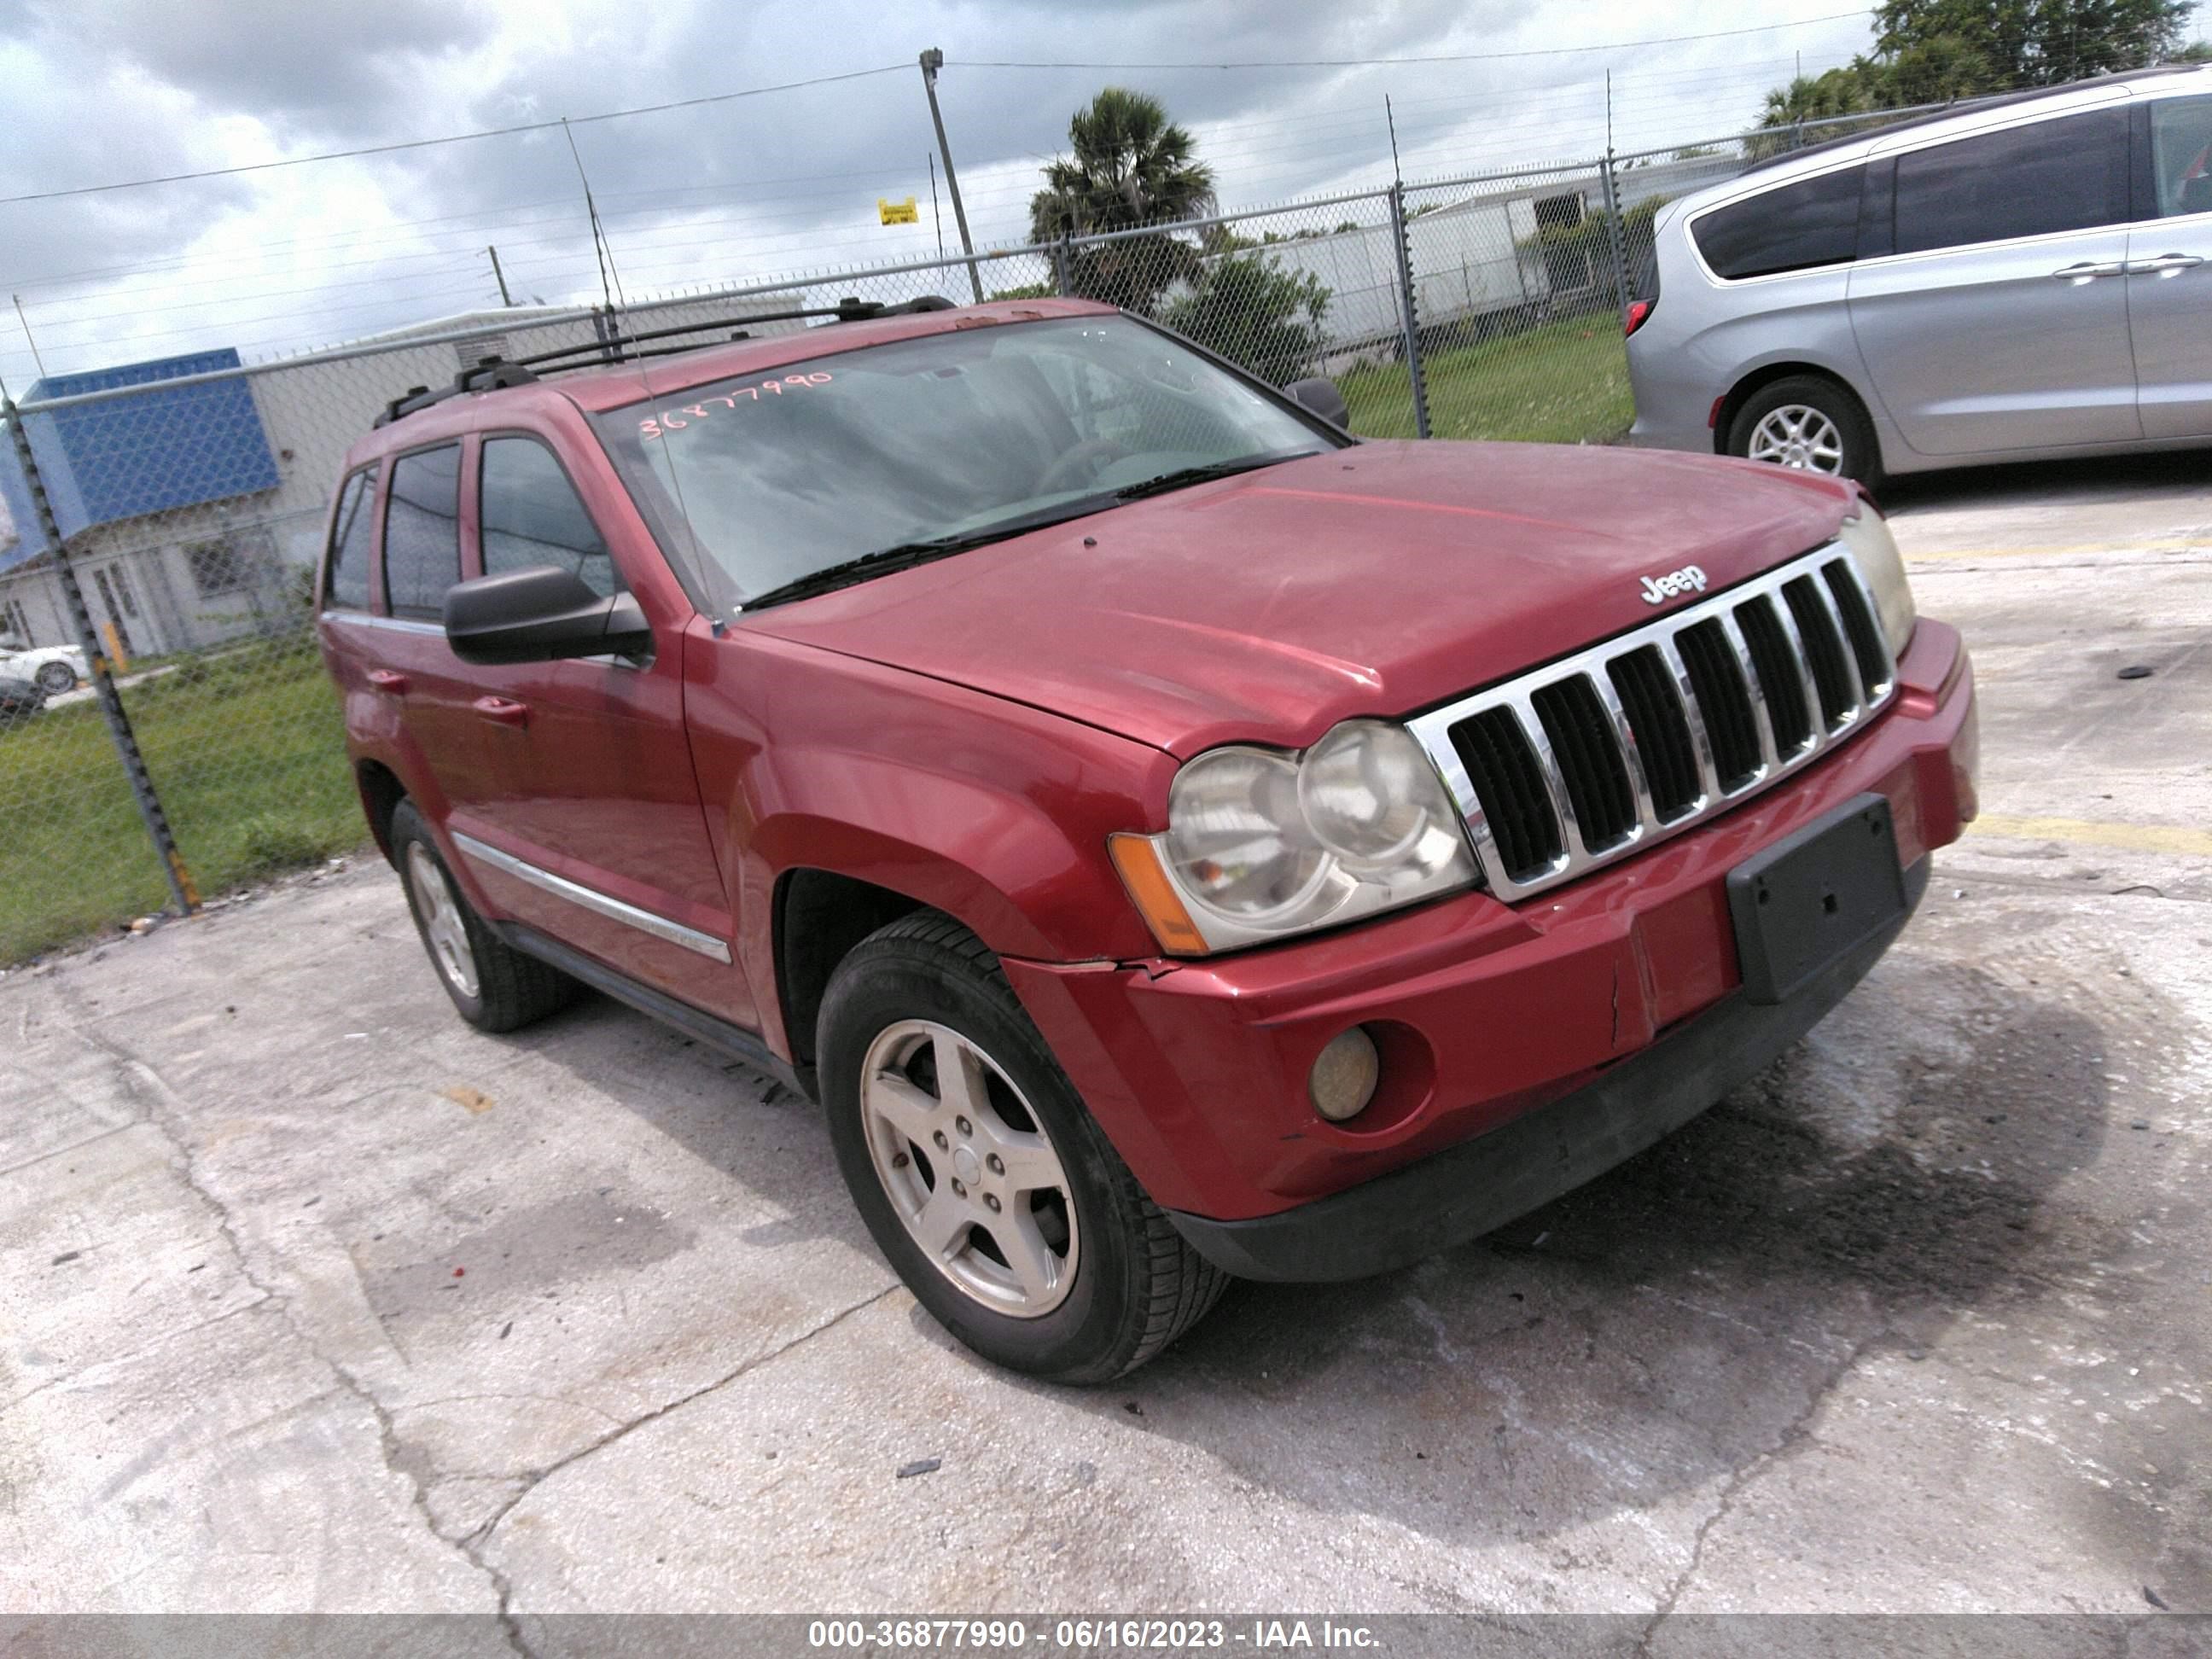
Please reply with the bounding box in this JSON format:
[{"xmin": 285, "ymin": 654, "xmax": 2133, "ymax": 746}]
[
  {"xmin": 460, "ymin": 1283, "xmax": 902, "ymax": 1556},
  {"xmin": 1637, "ymin": 1323, "xmax": 1889, "ymax": 1648},
  {"xmin": 52, "ymin": 995, "xmax": 530, "ymax": 1651}
]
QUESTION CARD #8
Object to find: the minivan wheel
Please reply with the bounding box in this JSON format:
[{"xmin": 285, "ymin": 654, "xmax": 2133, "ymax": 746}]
[
  {"xmin": 389, "ymin": 800, "xmax": 577, "ymax": 1033},
  {"xmin": 1727, "ymin": 375, "xmax": 1882, "ymax": 487},
  {"xmin": 819, "ymin": 911, "xmax": 1229, "ymax": 1382}
]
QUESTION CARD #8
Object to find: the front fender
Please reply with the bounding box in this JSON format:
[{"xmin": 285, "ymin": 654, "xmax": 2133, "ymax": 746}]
[{"xmin": 684, "ymin": 624, "xmax": 1178, "ymax": 1045}]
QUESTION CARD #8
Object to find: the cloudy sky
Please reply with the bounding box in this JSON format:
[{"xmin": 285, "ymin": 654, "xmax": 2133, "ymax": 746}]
[{"xmin": 0, "ymin": 0, "xmax": 2176, "ymax": 387}]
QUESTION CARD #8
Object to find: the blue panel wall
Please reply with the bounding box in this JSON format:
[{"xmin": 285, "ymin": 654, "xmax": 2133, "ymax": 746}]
[{"xmin": 0, "ymin": 348, "xmax": 278, "ymax": 575}]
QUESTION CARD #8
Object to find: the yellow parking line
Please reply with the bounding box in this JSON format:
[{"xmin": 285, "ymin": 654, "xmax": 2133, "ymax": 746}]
[
  {"xmin": 1904, "ymin": 538, "xmax": 2206, "ymax": 562},
  {"xmin": 1970, "ymin": 813, "xmax": 2212, "ymax": 858}
]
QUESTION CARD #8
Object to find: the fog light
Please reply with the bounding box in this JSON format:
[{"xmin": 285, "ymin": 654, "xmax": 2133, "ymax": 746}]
[{"xmin": 1309, "ymin": 1026, "xmax": 1381, "ymax": 1122}]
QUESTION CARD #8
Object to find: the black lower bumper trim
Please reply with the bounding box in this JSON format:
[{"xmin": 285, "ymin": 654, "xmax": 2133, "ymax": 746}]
[{"xmin": 1167, "ymin": 856, "xmax": 1929, "ymax": 1283}]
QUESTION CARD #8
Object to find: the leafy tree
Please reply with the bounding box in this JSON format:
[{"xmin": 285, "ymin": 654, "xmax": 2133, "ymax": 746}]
[
  {"xmin": 1157, "ymin": 253, "xmax": 1330, "ymax": 384},
  {"xmin": 1031, "ymin": 88, "xmax": 1217, "ymax": 311},
  {"xmin": 1754, "ymin": 0, "xmax": 2191, "ymax": 145}
]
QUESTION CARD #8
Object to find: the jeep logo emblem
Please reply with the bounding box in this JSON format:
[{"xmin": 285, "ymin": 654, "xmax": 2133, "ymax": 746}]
[{"xmin": 1639, "ymin": 565, "xmax": 1708, "ymax": 606}]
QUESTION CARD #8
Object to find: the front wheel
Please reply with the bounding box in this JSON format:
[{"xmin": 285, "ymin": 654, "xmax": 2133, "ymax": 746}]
[
  {"xmin": 819, "ymin": 912, "xmax": 1228, "ymax": 1382},
  {"xmin": 1726, "ymin": 375, "xmax": 1883, "ymax": 488}
]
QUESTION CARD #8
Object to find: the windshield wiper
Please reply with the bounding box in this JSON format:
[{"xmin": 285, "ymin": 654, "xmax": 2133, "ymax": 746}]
[
  {"xmin": 1111, "ymin": 451, "xmax": 1322, "ymax": 504},
  {"xmin": 739, "ymin": 498, "xmax": 1116, "ymax": 611}
]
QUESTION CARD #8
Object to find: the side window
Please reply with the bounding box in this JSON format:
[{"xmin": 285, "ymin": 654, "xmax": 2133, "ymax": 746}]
[
  {"xmin": 2150, "ymin": 95, "xmax": 2212, "ymax": 218},
  {"xmin": 1694, "ymin": 166, "xmax": 1864, "ymax": 280},
  {"xmin": 1893, "ymin": 108, "xmax": 2130, "ymax": 254},
  {"xmin": 324, "ymin": 469, "xmax": 375, "ymax": 611},
  {"xmin": 383, "ymin": 445, "xmax": 463, "ymax": 618},
  {"xmin": 480, "ymin": 437, "xmax": 623, "ymax": 599}
]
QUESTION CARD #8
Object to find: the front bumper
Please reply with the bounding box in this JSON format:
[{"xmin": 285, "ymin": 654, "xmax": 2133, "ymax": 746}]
[
  {"xmin": 1172, "ymin": 855, "xmax": 1925, "ymax": 1280},
  {"xmin": 1001, "ymin": 618, "xmax": 1976, "ymax": 1249}
]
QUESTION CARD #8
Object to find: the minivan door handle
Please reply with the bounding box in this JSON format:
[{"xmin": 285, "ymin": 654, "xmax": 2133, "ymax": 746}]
[
  {"xmin": 2051, "ymin": 260, "xmax": 2127, "ymax": 283},
  {"xmin": 2126, "ymin": 253, "xmax": 2203, "ymax": 277}
]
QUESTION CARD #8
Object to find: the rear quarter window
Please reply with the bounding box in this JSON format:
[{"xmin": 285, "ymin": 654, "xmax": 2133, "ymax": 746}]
[
  {"xmin": 323, "ymin": 469, "xmax": 376, "ymax": 612},
  {"xmin": 1693, "ymin": 165, "xmax": 1865, "ymax": 280}
]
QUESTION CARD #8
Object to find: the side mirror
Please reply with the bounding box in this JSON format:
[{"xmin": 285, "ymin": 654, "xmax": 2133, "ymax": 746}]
[
  {"xmin": 443, "ymin": 566, "xmax": 653, "ymax": 666},
  {"xmin": 1285, "ymin": 376, "xmax": 1349, "ymax": 428}
]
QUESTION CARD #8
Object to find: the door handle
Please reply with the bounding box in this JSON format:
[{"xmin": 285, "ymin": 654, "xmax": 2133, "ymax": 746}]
[
  {"xmin": 2126, "ymin": 253, "xmax": 2203, "ymax": 276},
  {"xmin": 2051, "ymin": 260, "xmax": 2126, "ymax": 283},
  {"xmin": 471, "ymin": 695, "xmax": 531, "ymax": 726},
  {"xmin": 366, "ymin": 669, "xmax": 409, "ymax": 695}
]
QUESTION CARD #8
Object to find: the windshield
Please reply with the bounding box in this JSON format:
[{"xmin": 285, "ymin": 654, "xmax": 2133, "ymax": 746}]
[{"xmin": 591, "ymin": 315, "xmax": 1338, "ymax": 609}]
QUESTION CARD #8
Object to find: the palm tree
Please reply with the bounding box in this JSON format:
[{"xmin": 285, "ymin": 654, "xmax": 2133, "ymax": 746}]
[
  {"xmin": 1029, "ymin": 88, "xmax": 1217, "ymax": 241},
  {"xmin": 1030, "ymin": 89, "xmax": 1217, "ymax": 311}
]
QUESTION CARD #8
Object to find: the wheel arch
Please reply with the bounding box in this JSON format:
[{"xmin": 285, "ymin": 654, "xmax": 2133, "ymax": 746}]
[
  {"xmin": 772, "ymin": 868, "xmax": 930, "ymax": 1073},
  {"xmin": 1713, "ymin": 361, "xmax": 1874, "ymax": 457},
  {"xmin": 354, "ymin": 760, "xmax": 408, "ymax": 864}
]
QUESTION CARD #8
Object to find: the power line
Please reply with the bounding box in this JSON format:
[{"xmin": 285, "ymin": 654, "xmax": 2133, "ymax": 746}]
[
  {"xmin": 0, "ymin": 63, "xmax": 911, "ymax": 207},
  {"xmin": 950, "ymin": 12, "xmax": 1868, "ymax": 71}
]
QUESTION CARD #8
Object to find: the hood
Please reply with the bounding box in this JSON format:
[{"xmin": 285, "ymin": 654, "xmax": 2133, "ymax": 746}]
[{"xmin": 746, "ymin": 441, "xmax": 1855, "ymax": 756}]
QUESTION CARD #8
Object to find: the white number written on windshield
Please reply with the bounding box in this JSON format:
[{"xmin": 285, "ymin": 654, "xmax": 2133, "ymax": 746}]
[{"xmin": 641, "ymin": 372, "xmax": 835, "ymax": 439}]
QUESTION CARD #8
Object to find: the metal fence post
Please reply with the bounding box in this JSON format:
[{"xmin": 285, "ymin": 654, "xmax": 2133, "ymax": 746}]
[
  {"xmin": 1051, "ymin": 234, "xmax": 1074, "ymax": 298},
  {"xmin": 1386, "ymin": 182, "xmax": 1431, "ymax": 439},
  {"xmin": 1598, "ymin": 152, "xmax": 1634, "ymax": 323},
  {"xmin": 4, "ymin": 399, "xmax": 199, "ymax": 920}
]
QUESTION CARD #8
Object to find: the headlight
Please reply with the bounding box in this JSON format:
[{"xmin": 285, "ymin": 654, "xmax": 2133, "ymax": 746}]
[
  {"xmin": 1838, "ymin": 504, "xmax": 1915, "ymax": 659},
  {"xmin": 1109, "ymin": 720, "xmax": 1479, "ymax": 955}
]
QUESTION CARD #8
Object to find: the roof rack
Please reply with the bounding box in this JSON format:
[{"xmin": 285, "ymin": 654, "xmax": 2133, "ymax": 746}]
[{"xmin": 373, "ymin": 294, "xmax": 958, "ymax": 427}]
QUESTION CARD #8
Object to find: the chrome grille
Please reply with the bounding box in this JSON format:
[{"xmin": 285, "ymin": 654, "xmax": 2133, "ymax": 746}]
[{"xmin": 1407, "ymin": 544, "xmax": 1896, "ymax": 900}]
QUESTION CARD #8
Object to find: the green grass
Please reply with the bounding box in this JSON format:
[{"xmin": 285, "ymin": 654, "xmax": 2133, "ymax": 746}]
[
  {"xmin": 1339, "ymin": 313, "xmax": 1635, "ymax": 445},
  {"xmin": 0, "ymin": 638, "xmax": 366, "ymax": 963}
]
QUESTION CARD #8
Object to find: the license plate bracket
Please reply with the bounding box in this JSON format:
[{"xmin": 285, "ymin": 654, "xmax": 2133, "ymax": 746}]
[{"xmin": 1726, "ymin": 793, "xmax": 1906, "ymax": 1006}]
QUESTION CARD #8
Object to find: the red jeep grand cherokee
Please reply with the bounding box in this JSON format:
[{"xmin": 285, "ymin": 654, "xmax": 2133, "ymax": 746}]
[{"xmin": 317, "ymin": 297, "xmax": 1977, "ymax": 1382}]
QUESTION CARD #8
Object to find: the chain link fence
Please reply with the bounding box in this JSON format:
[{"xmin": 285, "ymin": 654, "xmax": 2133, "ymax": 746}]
[{"xmin": 0, "ymin": 102, "xmax": 1965, "ymax": 962}]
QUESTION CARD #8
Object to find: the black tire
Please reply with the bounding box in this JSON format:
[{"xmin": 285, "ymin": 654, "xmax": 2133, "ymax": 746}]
[
  {"xmin": 1726, "ymin": 374, "xmax": 1884, "ymax": 490},
  {"xmin": 34, "ymin": 661, "xmax": 76, "ymax": 695},
  {"xmin": 389, "ymin": 800, "xmax": 576, "ymax": 1033},
  {"xmin": 819, "ymin": 911, "xmax": 1228, "ymax": 1383}
]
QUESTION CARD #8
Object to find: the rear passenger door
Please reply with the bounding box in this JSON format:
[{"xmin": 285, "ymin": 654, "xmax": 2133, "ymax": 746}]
[
  {"xmin": 1847, "ymin": 103, "xmax": 2140, "ymax": 456},
  {"xmin": 370, "ymin": 442, "xmax": 496, "ymax": 819},
  {"xmin": 2129, "ymin": 91, "xmax": 2212, "ymax": 439}
]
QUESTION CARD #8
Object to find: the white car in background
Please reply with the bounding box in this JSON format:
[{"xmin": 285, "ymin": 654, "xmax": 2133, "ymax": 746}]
[{"xmin": 0, "ymin": 643, "xmax": 88, "ymax": 696}]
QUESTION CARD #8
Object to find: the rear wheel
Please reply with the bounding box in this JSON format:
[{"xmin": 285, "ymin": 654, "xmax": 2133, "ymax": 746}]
[
  {"xmin": 1727, "ymin": 375, "xmax": 1883, "ymax": 488},
  {"xmin": 819, "ymin": 911, "xmax": 1228, "ymax": 1382},
  {"xmin": 390, "ymin": 800, "xmax": 576, "ymax": 1032},
  {"xmin": 34, "ymin": 661, "xmax": 76, "ymax": 695}
]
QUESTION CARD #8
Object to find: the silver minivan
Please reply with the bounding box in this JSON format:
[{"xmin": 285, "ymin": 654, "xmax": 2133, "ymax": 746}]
[{"xmin": 1626, "ymin": 65, "xmax": 2212, "ymax": 484}]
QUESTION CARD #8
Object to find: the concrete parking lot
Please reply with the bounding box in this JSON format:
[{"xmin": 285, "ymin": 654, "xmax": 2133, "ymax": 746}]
[{"xmin": 3, "ymin": 453, "xmax": 2207, "ymax": 1629}]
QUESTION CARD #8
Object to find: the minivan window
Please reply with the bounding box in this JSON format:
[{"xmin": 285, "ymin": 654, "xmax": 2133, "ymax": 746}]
[
  {"xmin": 383, "ymin": 445, "xmax": 463, "ymax": 618},
  {"xmin": 2149, "ymin": 95, "xmax": 2212, "ymax": 217},
  {"xmin": 480, "ymin": 438, "xmax": 622, "ymax": 598},
  {"xmin": 1694, "ymin": 166, "xmax": 1863, "ymax": 280},
  {"xmin": 324, "ymin": 469, "xmax": 375, "ymax": 611},
  {"xmin": 1892, "ymin": 108, "xmax": 2129, "ymax": 254}
]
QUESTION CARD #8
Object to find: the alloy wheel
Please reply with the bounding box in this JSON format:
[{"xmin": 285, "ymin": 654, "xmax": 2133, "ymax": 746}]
[
  {"xmin": 405, "ymin": 842, "xmax": 480, "ymax": 1000},
  {"xmin": 1747, "ymin": 404, "xmax": 1845, "ymax": 474},
  {"xmin": 860, "ymin": 1019, "xmax": 1080, "ymax": 1318}
]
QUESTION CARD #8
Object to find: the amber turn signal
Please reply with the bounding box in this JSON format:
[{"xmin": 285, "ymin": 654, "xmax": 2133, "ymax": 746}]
[{"xmin": 1107, "ymin": 834, "xmax": 1209, "ymax": 956}]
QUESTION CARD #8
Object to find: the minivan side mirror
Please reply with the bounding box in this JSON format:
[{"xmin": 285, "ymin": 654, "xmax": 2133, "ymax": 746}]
[
  {"xmin": 443, "ymin": 566, "xmax": 653, "ymax": 666},
  {"xmin": 1284, "ymin": 375, "xmax": 1349, "ymax": 428}
]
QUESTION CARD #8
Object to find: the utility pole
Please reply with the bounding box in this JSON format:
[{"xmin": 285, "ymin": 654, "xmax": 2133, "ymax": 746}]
[
  {"xmin": 927, "ymin": 153, "xmax": 945, "ymax": 256},
  {"xmin": 486, "ymin": 246, "xmax": 514, "ymax": 306},
  {"xmin": 918, "ymin": 49, "xmax": 984, "ymax": 303}
]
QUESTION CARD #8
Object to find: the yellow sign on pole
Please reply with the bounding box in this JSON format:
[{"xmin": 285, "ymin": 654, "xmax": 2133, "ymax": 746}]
[{"xmin": 878, "ymin": 196, "xmax": 919, "ymax": 226}]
